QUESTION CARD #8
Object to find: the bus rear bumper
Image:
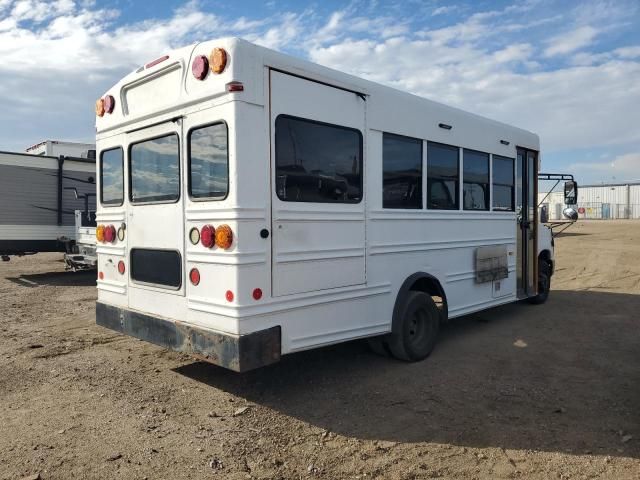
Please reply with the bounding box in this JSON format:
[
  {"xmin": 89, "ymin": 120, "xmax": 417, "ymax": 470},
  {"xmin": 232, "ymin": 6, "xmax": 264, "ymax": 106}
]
[{"xmin": 96, "ymin": 302, "xmax": 281, "ymax": 372}]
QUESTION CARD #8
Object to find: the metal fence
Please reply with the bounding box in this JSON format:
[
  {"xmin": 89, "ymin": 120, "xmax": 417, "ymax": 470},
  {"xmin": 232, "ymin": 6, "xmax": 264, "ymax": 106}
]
[{"xmin": 542, "ymin": 202, "xmax": 640, "ymax": 220}]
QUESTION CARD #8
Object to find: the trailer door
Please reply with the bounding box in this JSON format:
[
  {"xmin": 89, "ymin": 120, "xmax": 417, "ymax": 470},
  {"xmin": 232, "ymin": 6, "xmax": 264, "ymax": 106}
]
[
  {"xmin": 270, "ymin": 70, "xmax": 366, "ymax": 297},
  {"xmin": 126, "ymin": 121, "xmax": 186, "ymax": 312}
]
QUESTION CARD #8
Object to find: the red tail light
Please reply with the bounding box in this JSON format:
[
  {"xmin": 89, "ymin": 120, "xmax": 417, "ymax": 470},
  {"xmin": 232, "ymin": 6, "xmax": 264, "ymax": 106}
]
[
  {"xmin": 117, "ymin": 261, "xmax": 125, "ymax": 275},
  {"xmin": 200, "ymin": 225, "xmax": 215, "ymax": 248},
  {"xmin": 104, "ymin": 225, "xmax": 116, "ymax": 243},
  {"xmin": 189, "ymin": 268, "xmax": 200, "ymax": 286},
  {"xmin": 252, "ymin": 288, "xmax": 263, "ymax": 300},
  {"xmin": 98, "ymin": 271, "xmax": 104, "ymax": 280},
  {"xmin": 225, "ymin": 290, "xmax": 234, "ymax": 302}
]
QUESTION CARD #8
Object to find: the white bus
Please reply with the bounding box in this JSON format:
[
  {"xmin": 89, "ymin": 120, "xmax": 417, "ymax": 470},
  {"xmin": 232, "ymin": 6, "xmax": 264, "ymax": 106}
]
[{"xmin": 95, "ymin": 38, "xmax": 558, "ymax": 371}]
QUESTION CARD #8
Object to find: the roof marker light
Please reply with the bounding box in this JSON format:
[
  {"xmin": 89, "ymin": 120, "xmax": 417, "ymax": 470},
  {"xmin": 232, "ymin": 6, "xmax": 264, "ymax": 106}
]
[
  {"xmin": 210, "ymin": 47, "xmax": 227, "ymax": 74},
  {"xmin": 104, "ymin": 95, "xmax": 115, "ymax": 114},
  {"xmin": 145, "ymin": 55, "xmax": 169, "ymax": 69},
  {"xmin": 192, "ymin": 55, "xmax": 209, "ymax": 80},
  {"xmin": 95, "ymin": 98, "xmax": 105, "ymax": 117}
]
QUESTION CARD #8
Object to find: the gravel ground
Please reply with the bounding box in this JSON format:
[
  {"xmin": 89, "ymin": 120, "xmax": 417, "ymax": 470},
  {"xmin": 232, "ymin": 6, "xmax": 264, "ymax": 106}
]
[{"xmin": 1, "ymin": 220, "xmax": 639, "ymax": 479}]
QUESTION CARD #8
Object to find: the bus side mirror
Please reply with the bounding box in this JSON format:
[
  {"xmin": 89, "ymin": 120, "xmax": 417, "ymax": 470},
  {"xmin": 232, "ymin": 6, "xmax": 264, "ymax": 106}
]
[{"xmin": 564, "ymin": 180, "xmax": 578, "ymax": 205}]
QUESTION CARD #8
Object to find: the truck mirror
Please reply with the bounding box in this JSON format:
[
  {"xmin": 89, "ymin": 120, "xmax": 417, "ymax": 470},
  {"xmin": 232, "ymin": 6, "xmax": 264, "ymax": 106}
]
[{"xmin": 564, "ymin": 180, "xmax": 578, "ymax": 205}]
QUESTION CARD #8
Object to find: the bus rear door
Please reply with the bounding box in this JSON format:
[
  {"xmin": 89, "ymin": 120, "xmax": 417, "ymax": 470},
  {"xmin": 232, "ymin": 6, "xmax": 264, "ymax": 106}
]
[{"xmin": 126, "ymin": 121, "xmax": 186, "ymax": 316}]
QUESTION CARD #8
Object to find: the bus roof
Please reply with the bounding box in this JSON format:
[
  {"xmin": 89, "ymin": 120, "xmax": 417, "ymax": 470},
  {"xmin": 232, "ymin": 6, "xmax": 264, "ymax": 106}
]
[{"xmin": 96, "ymin": 37, "xmax": 539, "ymax": 151}]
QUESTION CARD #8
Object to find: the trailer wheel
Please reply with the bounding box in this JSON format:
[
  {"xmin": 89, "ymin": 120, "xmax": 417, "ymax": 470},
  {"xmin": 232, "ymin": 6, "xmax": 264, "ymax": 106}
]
[
  {"xmin": 528, "ymin": 260, "xmax": 551, "ymax": 305},
  {"xmin": 388, "ymin": 291, "xmax": 439, "ymax": 362}
]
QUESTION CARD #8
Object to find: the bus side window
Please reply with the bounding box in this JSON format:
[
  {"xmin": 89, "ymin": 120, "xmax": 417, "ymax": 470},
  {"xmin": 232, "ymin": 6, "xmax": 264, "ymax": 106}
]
[
  {"xmin": 275, "ymin": 115, "xmax": 363, "ymax": 204},
  {"xmin": 427, "ymin": 141, "xmax": 459, "ymax": 210},
  {"xmin": 382, "ymin": 132, "xmax": 422, "ymax": 209}
]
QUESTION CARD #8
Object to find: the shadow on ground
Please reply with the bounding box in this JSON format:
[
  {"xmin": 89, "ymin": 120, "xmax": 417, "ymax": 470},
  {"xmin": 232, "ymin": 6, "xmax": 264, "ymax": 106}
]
[
  {"xmin": 6, "ymin": 270, "xmax": 96, "ymax": 288},
  {"xmin": 176, "ymin": 290, "xmax": 640, "ymax": 459}
]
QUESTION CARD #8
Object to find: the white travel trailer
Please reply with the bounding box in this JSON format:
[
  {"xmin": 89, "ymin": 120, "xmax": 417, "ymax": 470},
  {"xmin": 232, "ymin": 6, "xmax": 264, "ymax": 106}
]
[
  {"xmin": 95, "ymin": 38, "xmax": 556, "ymax": 371},
  {"xmin": 0, "ymin": 150, "xmax": 96, "ymax": 260}
]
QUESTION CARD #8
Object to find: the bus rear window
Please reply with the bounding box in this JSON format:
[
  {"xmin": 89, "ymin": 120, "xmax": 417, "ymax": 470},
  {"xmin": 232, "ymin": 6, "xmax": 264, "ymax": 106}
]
[
  {"xmin": 130, "ymin": 134, "xmax": 180, "ymax": 204},
  {"xmin": 188, "ymin": 123, "xmax": 228, "ymax": 200},
  {"xmin": 100, "ymin": 147, "xmax": 124, "ymax": 206}
]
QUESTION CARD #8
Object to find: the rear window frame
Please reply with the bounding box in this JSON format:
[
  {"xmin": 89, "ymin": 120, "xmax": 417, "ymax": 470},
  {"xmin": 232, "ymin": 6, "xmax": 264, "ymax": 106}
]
[
  {"xmin": 128, "ymin": 132, "xmax": 181, "ymax": 205},
  {"xmin": 100, "ymin": 146, "xmax": 124, "ymax": 207},
  {"xmin": 187, "ymin": 121, "xmax": 230, "ymax": 202}
]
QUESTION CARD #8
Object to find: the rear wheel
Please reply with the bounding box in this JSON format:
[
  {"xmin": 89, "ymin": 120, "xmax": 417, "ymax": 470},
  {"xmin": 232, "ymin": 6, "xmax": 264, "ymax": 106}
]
[
  {"xmin": 528, "ymin": 260, "xmax": 551, "ymax": 304},
  {"xmin": 387, "ymin": 291, "xmax": 440, "ymax": 361}
]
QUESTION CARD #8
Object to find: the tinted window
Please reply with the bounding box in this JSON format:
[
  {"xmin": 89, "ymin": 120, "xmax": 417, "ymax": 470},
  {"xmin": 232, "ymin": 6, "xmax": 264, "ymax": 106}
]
[
  {"xmin": 275, "ymin": 115, "xmax": 362, "ymax": 203},
  {"xmin": 463, "ymin": 149, "xmax": 489, "ymax": 210},
  {"xmin": 189, "ymin": 123, "xmax": 228, "ymax": 200},
  {"xmin": 427, "ymin": 142, "xmax": 459, "ymax": 209},
  {"xmin": 383, "ymin": 133, "xmax": 422, "ymax": 209},
  {"xmin": 493, "ymin": 155, "xmax": 515, "ymax": 211},
  {"xmin": 130, "ymin": 134, "xmax": 179, "ymax": 203},
  {"xmin": 100, "ymin": 148, "xmax": 123, "ymax": 206}
]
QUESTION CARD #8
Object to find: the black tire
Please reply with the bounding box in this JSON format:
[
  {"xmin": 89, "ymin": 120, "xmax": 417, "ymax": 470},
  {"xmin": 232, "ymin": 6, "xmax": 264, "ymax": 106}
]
[
  {"xmin": 387, "ymin": 291, "xmax": 440, "ymax": 362},
  {"xmin": 528, "ymin": 260, "xmax": 551, "ymax": 304}
]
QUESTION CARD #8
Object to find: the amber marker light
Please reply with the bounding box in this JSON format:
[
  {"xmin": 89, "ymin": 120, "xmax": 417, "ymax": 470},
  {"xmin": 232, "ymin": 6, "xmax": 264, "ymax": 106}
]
[
  {"xmin": 215, "ymin": 224, "xmax": 233, "ymax": 249},
  {"xmin": 95, "ymin": 98, "xmax": 105, "ymax": 117},
  {"xmin": 96, "ymin": 224, "xmax": 105, "ymax": 243},
  {"xmin": 210, "ymin": 47, "xmax": 227, "ymax": 74}
]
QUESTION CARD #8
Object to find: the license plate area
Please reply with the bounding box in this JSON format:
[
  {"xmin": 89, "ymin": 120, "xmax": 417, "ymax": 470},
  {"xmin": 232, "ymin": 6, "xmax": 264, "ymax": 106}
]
[{"xmin": 130, "ymin": 248, "xmax": 182, "ymax": 289}]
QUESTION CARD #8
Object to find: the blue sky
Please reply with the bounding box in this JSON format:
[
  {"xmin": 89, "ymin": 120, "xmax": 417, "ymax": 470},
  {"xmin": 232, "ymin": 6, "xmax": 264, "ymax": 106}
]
[{"xmin": 1, "ymin": 0, "xmax": 639, "ymax": 185}]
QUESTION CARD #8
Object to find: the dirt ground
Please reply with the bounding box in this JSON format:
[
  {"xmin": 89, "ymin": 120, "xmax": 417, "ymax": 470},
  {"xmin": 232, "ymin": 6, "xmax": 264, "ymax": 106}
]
[{"xmin": 1, "ymin": 220, "xmax": 639, "ymax": 480}]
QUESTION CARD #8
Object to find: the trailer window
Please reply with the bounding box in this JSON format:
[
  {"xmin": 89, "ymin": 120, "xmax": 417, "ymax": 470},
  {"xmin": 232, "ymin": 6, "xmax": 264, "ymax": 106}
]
[
  {"xmin": 275, "ymin": 115, "xmax": 362, "ymax": 203},
  {"xmin": 100, "ymin": 147, "xmax": 124, "ymax": 206},
  {"xmin": 493, "ymin": 155, "xmax": 515, "ymax": 211},
  {"xmin": 427, "ymin": 142, "xmax": 459, "ymax": 210},
  {"xmin": 463, "ymin": 149, "xmax": 489, "ymax": 211},
  {"xmin": 130, "ymin": 134, "xmax": 180, "ymax": 204},
  {"xmin": 383, "ymin": 133, "xmax": 422, "ymax": 209},
  {"xmin": 188, "ymin": 123, "xmax": 228, "ymax": 200}
]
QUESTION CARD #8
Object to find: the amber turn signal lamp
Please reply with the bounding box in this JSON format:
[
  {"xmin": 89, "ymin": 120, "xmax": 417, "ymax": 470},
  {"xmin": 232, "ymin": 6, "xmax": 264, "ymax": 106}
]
[
  {"xmin": 210, "ymin": 47, "xmax": 227, "ymax": 74},
  {"xmin": 96, "ymin": 224, "xmax": 105, "ymax": 242},
  {"xmin": 215, "ymin": 224, "xmax": 233, "ymax": 249}
]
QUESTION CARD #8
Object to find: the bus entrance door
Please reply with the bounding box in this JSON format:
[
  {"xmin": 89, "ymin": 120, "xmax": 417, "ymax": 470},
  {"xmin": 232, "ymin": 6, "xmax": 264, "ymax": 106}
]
[{"xmin": 516, "ymin": 148, "xmax": 538, "ymax": 298}]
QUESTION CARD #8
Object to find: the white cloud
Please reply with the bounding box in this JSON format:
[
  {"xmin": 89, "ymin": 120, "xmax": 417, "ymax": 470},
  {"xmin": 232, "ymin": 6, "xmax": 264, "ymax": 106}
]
[
  {"xmin": 544, "ymin": 25, "xmax": 599, "ymax": 57},
  {"xmin": 569, "ymin": 153, "xmax": 640, "ymax": 181}
]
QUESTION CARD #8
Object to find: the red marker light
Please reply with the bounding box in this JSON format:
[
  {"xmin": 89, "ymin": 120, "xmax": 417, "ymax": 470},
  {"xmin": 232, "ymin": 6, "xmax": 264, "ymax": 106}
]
[
  {"xmin": 189, "ymin": 268, "xmax": 200, "ymax": 286},
  {"xmin": 192, "ymin": 55, "xmax": 209, "ymax": 80},
  {"xmin": 226, "ymin": 81, "xmax": 244, "ymax": 92},
  {"xmin": 104, "ymin": 95, "xmax": 115, "ymax": 114},
  {"xmin": 252, "ymin": 288, "xmax": 262, "ymax": 300},
  {"xmin": 98, "ymin": 271, "xmax": 104, "ymax": 280},
  {"xmin": 145, "ymin": 55, "xmax": 169, "ymax": 69},
  {"xmin": 117, "ymin": 261, "xmax": 125, "ymax": 275},
  {"xmin": 225, "ymin": 290, "xmax": 234, "ymax": 302}
]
